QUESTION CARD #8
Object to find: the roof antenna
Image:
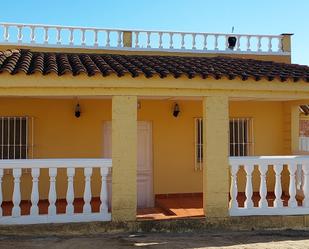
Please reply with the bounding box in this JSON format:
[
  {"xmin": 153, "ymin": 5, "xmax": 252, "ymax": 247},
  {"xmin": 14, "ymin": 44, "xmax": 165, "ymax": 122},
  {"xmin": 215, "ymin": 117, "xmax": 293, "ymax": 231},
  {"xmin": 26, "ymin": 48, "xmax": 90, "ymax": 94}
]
[{"xmin": 231, "ymin": 26, "xmax": 235, "ymax": 33}]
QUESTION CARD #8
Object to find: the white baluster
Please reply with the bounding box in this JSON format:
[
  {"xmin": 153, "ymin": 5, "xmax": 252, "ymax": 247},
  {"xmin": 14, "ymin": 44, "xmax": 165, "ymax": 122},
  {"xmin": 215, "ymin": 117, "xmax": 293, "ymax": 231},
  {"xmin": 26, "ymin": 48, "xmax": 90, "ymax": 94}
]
[
  {"xmin": 135, "ymin": 31, "xmax": 139, "ymax": 48},
  {"xmin": 66, "ymin": 168, "xmax": 75, "ymax": 215},
  {"xmin": 192, "ymin": 33, "xmax": 196, "ymax": 49},
  {"xmin": 288, "ymin": 163, "xmax": 297, "ymax": 208},
  {"xmin": 230, "ymin": 164, "xmax": 239, "ymax": 209},
  {"xmin": 81, "ymin": 29, "xmax": 86, "ymax": 46},
  {"xmin": 225, "ymin": 35, "xmax": 229, "ymax": 50},
  {"xmin": 278, "ymin": 36, "xmax": 282, "ymax": 52},
  {"xmin": 117, "ymin": 31, "xmax": 122, "ymax": 47},
  {"xmin": 69, "ymin": 28, "xmax": 74, "ymax": 45},
  {"xmin": 303, "ymin": 164, "xmax": 309, "ymax": 207},
  {"xmin": 0, "ymin": 169, "xmax": 3, "ymax": 216},
  {"xmin": 244, "ymin": 164, "xmax": 254, "ymax": 208},
  {"xmin": 169, "ymin": 32, "xmax": 173, "ymax": 49},
  {"xmin": 214, "ymin": 34, "xmax": 219, "ymax": 50},
  {"xmin": 48, "ymin": 168, "xmax": 57, "ymax": 216},
  {"xmin": 273, "ymin": 164, "xmax": 283, "ymax": 208},
  {"xmin": 83, "ymin": 167, "xmax": 93, "ymax": 214},
  {"xmin": 44, "ymin": 27, "xmax": 49, "ymax": 44},
  {"xmin": 146, "ymin": 32, "xmax": 151, "ymax": 48},
  {"xmin": 258, "ymin": 163, "xmax": 268, "ymax": 208},
  {"xmin": 236, "ymin": 35, "xmax": 240, "ymax": 51},
  {"xmin": 30, "ymin": 168, "xmax": 40, "ymax": 216},
  {"xmin": 12, "ymin": 168, "xmax": 22, "ymax": 217},
  {"xmin": 100, "ymin": 167, "xmax": 109, "ymax": 213},
  {"xmin": 3, "ymin": 25, "xmax": 9, "ymax": 42},
  {"xmin": 159, "ymin": 32, "xmax": 163, "ymax": 49},
  {"xmin": 56, "ymin": 28, "xmax": 61, "ymax": 45},
  {"xmin": 257, "ymin": 36, "xmax": 262, "ymax": 52},
  {"xmin": 181, "ymin": 33, "xmax": 185, "ymax": 49},
  {"xmin": 246, "ymin": 36, "xmax": 251, "ymax": 51},
  {"xmin": 17, "ymin": 26, "xmax": 22, "ymax": 43},
  {"xmin": 30, "ymin": 26, "xmax": 35, "ymax": 43},
  {"xmin": 203, "ymin": 34, "xmax": 208, "ymax": 50},
  {"xmin": 268, "ymin": 37, "xmax": 272, "ymax": 52},
  {"xmin": 94, "ymin": 30, "xmax": 98, "ymax": 47},
  {"xmin": 106, "ymin": 30, "xmax": 110, "ymax": 47}
]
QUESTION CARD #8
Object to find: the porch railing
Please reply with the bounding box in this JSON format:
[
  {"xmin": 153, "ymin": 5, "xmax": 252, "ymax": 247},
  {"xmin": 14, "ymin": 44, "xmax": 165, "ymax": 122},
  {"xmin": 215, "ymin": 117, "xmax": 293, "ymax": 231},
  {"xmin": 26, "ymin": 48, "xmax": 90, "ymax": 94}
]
[
  {"xmin": 0, "ymin": 159, "xmax": 112, "ymax": 224},
  {"xmin": 229, "ymin": 156, "xmax": 309, "ymax": 216},
  {"xmin": 0, "ymin": 22, "xmax": 286, "ymax": 54}
]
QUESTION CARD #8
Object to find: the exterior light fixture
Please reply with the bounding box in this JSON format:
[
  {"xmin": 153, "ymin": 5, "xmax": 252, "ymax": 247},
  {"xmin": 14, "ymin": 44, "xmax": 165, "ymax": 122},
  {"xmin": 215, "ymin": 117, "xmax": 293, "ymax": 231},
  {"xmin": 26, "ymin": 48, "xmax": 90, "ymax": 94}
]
[
  {"xmin": 75, "ymin": 103, "xmax": 81, "ymax": 118},
  {"xmin": 137, "ymin": 101, "xmax": 141, "ymax": 110},
  {"xmin": 228, "ymin": 26, "xmax": 237, "ymax": 50},
  {"xmin": 173, "ymin": 103, "xmax": 180, "ymax": 117}
]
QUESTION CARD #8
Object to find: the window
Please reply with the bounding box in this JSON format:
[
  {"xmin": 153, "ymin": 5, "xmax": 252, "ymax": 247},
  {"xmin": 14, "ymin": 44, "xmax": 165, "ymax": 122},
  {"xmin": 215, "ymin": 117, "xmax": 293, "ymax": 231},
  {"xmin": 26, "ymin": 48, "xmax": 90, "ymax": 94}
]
[
  {"xmin": 229, "ymin": 118, "xmax": 254, "ymax": 157},
  {"xmin": 195, "ymin": 118, "xmax": 203, "ymax": 170},
  {"xmin": 194, "ymin": 117, "xmax": 254, "ymax": 170},
  {"xmin": 0, "ymin": 117, "xmax": 33, "ymax": 159}
]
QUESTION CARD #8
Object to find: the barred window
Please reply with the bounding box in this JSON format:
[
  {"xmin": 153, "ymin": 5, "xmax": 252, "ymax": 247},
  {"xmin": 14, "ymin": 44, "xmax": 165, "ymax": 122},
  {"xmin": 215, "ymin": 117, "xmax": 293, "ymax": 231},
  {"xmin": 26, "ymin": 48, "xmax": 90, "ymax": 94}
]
[
  {"xmin": 0, "ymin": 117, "xmax": 32, "ymax": 159},
  {"xmin": 195, "ymin": 118, "xmax": 203, "ymax": 170},
  {"xmin": 194, "ymin": 117, "xmax": 254, "ymax": 170},
  {"xmin": 229, "ymin": 118, "xmax": 254, "ymax": 157}
]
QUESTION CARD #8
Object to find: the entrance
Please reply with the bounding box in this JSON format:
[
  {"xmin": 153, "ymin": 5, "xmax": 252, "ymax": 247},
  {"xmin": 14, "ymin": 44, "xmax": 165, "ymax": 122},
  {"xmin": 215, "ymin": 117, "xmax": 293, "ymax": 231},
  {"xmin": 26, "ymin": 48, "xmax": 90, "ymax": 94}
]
[{"xmin": 103, "ymin": 121, "xmax": 154, "ymax": 208}]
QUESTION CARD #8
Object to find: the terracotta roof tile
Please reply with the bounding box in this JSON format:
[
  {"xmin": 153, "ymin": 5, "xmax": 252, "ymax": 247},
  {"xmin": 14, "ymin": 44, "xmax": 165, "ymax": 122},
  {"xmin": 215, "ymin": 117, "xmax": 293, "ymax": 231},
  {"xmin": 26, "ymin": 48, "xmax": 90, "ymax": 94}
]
[
  {"xmin": 301, "ymin": 105, "xmax": 309, "ymax": 115},
  {"xmin": 0, "ymin": 49, "xmax": 309, "ymax": 83}
]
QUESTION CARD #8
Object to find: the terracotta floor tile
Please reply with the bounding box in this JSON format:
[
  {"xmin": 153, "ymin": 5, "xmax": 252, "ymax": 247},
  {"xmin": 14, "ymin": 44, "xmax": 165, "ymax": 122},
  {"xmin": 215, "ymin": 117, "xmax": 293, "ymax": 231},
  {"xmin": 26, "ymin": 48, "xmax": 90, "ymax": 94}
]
[{"xmin": 1, "ymin": 192, "xmax": 303, "ymax": 221}]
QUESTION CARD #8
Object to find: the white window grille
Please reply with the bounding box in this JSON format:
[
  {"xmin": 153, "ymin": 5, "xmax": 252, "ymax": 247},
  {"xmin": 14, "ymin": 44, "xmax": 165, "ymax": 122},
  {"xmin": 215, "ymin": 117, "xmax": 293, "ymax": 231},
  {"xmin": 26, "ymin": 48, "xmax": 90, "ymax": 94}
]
[
  {"xmin": 0, "ymin": 116, "xmax": 34, "ymax": 160},
  {"xmin": 194, "ymin": 117, "xmax": 254, "ymax": 170},
  {"xmin": 229, "ymin": 118, "xmax": 254, "ymax": 157},
  {"xmin": 194, "ymin": 118, "xmax": 203, "ymax": 170}
]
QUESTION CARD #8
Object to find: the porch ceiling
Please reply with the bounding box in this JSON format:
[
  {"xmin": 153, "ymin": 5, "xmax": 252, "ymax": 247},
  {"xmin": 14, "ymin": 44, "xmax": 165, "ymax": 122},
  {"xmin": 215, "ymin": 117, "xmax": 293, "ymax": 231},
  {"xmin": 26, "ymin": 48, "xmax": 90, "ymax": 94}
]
[
  {"xmin": 1, "ymin": 94, "xmax": 308, "ymax": 102},
  {"xmin": 0, "ymin": 95, "xmax": 305, "ymax": 102}
]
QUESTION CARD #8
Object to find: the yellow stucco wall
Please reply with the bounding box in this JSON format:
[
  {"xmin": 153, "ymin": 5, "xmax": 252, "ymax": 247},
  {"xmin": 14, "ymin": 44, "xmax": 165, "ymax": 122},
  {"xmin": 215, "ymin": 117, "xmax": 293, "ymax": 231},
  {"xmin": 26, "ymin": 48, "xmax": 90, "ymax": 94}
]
[
  {"xmin": 0, "ymin": 98, "xmax": 112, "ymax": 201},
  {"xmin": 0, "ymin": 97, "xmax": 289, "ymax": 201}
]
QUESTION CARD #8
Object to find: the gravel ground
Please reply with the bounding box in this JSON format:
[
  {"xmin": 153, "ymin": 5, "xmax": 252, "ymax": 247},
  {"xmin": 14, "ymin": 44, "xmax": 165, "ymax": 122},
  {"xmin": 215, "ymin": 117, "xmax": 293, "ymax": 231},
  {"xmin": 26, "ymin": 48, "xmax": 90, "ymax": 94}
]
[{"xmin": 0, "ymin": 230, "xmax": 309, "ymax": 249}]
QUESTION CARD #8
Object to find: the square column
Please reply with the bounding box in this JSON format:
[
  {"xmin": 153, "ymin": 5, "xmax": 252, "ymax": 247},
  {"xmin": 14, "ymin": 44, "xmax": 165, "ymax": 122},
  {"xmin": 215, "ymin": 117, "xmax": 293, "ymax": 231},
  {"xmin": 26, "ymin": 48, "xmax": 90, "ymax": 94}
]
[
  {"xmin": 112, "ymin": 95, "xmax": 137, "ymax": 221},
  {"xmin": 203, "ymin": 96, "xmax": 229, "ymax": 217},
  {"xmin": 291, "ymin": 104, "xmax": 300, "ymax": 154}
]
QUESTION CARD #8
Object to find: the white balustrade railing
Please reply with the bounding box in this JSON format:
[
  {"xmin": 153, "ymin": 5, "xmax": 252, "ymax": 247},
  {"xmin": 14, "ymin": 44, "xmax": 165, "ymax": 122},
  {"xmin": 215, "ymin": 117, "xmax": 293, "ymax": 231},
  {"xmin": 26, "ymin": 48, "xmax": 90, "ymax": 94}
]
[
  {"xmin": 0, "ymin": 159, "xmax": 112, "ymax": 224},
  {"xmin": 229, "ymin": 156, "xmax": 309, "ymax": 216},
  {"xmin": 0, "ymin": 22, "xmax": 286, "ymax": 54}
]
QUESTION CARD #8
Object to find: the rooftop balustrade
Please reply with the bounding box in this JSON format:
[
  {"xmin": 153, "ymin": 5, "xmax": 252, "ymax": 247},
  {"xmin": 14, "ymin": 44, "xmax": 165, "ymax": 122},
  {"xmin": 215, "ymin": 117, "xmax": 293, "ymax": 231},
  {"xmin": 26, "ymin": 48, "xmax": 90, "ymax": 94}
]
[{"xmin": 0, "ymin": 22, "xmax": 291, "ymax": 54}]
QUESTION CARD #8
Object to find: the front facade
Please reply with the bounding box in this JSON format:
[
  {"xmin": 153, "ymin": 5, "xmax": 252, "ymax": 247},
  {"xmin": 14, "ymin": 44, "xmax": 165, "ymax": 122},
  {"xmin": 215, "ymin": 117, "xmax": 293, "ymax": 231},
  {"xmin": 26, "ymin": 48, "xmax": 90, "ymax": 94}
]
[{"xmin": 0, "ymin": 22, "xmax": 309, "ymax": 224}]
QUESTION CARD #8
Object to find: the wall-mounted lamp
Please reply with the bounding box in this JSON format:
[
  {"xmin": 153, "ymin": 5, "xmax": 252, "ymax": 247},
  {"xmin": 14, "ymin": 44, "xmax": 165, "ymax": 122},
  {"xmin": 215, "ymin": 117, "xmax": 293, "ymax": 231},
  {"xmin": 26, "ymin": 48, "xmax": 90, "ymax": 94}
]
[
  {"xmin": 75, "ymin": 103, "xmax": 81, "ymax": 118},
  {"xmin": 137, "ymin": 101, "xmax": 141, "ymax": 110},
  {"xmin": 172, "ymin": 103, "xmax": 180, "ymax": 117}
]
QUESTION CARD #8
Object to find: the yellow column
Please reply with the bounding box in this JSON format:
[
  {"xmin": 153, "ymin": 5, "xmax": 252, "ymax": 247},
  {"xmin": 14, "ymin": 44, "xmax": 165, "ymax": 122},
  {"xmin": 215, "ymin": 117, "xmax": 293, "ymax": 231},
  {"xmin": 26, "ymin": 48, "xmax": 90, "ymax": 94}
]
[
  {"xmin": 112, "ymin": 95, "xmax": 137, "ymax": 221},
  {"xmin": 123, "ymin": 31, "xmax": 132, "ymax": 47},
  {"xmin": 203, "ymin": 96, "xmax": 229, "ymax": 217},
  {"xmin": 291, "ymin": 104, "xmax": 300, "ymax": 154},
  {"xmin": 281, "ymin": 33, "xmax": 293, "ymax": 53}
]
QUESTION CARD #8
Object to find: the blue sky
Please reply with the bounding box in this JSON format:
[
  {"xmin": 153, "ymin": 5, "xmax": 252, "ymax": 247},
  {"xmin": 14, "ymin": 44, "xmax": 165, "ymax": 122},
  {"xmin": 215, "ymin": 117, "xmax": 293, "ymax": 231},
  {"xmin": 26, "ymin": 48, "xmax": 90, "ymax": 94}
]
[{"xmin": 1, "ymin": 0, "xmax": 309, "ymax": 65}]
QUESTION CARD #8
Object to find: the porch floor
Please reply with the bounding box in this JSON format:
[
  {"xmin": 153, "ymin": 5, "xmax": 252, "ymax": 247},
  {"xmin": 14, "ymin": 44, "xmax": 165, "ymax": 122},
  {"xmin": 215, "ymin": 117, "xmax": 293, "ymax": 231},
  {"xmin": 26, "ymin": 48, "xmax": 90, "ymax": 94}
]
[
  {"xmin": 136, "ymin": 192, "xmax": 303, "ymax": 220},
  {"xmin": 0, "ymin": 192, "xmax": 302, "ymax": 220},
  {"xmin": 137, "ymin": 195, "xmax": 204, "ymax": 220}
]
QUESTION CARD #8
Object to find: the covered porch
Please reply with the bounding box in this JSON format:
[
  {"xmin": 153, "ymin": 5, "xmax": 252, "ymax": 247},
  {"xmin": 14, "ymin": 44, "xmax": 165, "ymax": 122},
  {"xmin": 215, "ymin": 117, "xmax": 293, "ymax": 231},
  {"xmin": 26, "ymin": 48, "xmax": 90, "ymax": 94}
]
[{"xmin": 0, "ymin": 95, "xmax": 307, "ymax": 224}]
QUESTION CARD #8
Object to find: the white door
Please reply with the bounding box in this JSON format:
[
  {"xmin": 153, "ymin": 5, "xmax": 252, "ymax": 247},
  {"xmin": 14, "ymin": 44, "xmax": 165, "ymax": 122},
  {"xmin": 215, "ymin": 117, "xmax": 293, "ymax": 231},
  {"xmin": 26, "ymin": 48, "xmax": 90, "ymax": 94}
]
[{"xmin": 103, "ymin": 121, "xmax": 154, "ymax": 208}]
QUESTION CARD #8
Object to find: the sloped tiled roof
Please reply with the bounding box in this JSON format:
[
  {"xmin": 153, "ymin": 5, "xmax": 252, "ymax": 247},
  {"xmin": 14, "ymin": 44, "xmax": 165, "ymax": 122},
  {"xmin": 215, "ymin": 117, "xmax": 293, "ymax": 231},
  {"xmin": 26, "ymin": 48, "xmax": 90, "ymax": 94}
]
[
  {"xmin": 300, "ymin": 105, "xmax": 309, "ymax": 115},
  {"xmin": 0, "ymin": 49, "xmax": 309, "ymax": 82}
]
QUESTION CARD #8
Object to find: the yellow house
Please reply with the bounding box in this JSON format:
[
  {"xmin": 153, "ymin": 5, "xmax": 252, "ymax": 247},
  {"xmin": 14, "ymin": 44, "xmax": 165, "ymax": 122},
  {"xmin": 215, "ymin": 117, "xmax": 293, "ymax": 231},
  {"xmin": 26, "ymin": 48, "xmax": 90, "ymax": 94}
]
[{"xmin": 0, "ymin": 22, "xmax": 309, "ymax": 226}]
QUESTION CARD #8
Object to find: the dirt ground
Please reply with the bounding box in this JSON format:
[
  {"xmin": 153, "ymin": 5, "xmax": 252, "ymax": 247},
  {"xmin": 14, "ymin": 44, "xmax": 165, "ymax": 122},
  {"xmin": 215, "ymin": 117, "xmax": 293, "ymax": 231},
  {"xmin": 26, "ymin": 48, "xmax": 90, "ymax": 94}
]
[{"xmin": 0, "ymin": 230, "xmax": 309, "ymax": 249}]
